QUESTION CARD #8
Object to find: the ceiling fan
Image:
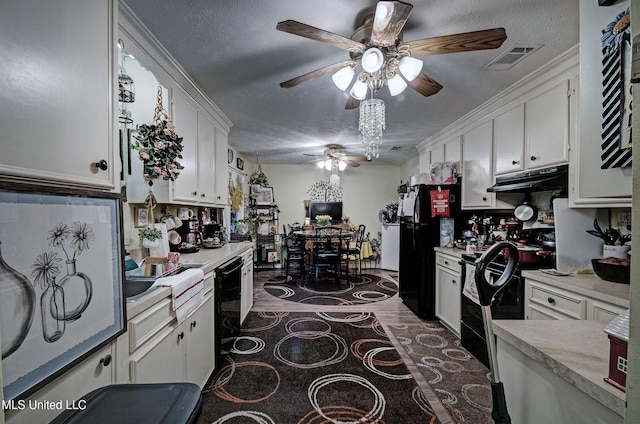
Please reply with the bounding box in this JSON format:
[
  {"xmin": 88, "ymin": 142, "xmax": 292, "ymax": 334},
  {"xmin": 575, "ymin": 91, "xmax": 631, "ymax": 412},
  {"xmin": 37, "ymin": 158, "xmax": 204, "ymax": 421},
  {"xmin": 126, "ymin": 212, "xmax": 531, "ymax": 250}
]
[
  {"xmin": 277, "ymin": 0, "xmax": 507, "ymax": 109},
  {"xmin": 305, "ymin": 144, "xmax": 372, "ymax": 168}
]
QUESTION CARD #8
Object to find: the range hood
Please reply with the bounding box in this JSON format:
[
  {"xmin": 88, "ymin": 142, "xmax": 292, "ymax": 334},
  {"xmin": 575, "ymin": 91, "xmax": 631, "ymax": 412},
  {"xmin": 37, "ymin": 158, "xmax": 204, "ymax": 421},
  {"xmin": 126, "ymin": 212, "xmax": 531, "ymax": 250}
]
[{"xmin": 487, "ymin": 164, "xmax": 568, "ymax": 193}]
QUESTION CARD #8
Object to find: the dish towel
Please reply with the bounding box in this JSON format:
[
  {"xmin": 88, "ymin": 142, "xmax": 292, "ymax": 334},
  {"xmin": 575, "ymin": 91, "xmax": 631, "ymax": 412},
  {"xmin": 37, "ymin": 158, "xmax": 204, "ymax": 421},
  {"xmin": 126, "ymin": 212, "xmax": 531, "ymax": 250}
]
[{"xmin": 151, "ymin": 268, "xmax": 205, "ymax": 325}]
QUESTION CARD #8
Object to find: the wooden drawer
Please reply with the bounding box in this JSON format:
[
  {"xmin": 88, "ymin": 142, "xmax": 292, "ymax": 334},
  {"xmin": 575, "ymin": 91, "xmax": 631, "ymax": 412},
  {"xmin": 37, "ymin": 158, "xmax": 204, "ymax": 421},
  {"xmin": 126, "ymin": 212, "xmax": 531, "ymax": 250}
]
[
  {"xmin": 128, "ymin": 298, "xmax": 174, "ymax": 353},
  {"xmin": 528, "ymin": 281, "xmax": 585, "ymax": 319},
  {"xmin": 436, "ymin": 252, "xmax": 461, "ymax": 273}
]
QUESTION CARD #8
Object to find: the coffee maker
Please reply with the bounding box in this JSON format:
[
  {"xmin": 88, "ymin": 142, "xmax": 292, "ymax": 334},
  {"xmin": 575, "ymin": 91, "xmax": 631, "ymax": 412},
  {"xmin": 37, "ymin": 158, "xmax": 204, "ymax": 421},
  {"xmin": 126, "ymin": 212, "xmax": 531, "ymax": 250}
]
[{"xmin": 172, "ymin": 219, "xmax": 201, "ymax": 252}]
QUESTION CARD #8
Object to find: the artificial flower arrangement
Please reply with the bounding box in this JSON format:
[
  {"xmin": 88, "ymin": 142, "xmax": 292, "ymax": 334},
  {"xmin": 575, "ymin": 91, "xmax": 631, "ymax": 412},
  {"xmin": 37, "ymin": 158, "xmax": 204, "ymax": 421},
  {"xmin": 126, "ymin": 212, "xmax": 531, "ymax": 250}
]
[
  {"xmin": 139, "ymin": 227, "xmax": 162, "ymax": 242},
  {"xmin": 315, "ymin": 215, "xmax": 332, "ymax": 227},
  {"xmin": 133, "ymin": 119, "xmax": 185, "ymax": 186},
  {"xmin": 378, "ymin": 202, "xmax": 399, "ymax": 223}
]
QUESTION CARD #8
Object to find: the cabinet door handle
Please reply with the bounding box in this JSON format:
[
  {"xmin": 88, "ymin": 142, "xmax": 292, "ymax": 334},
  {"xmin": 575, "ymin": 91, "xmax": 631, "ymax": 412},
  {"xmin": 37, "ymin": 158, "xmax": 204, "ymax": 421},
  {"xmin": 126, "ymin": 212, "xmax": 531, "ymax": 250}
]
[
  {"xmin": 547, "ymin": 297, "xmax": 555, "ymax": 305},
  {"xmin": 482, "ymin": 197, "xmax": 487, "ymax": 202},
  {"xmin": 444, "ymin": 260, "xmax": 449, "ymax": 265},
  {"xmin": 192, "ymin": 191, "xmax": 198, "ymax": 196},
  {"xmin": 530, "ymin": 155, "xmax": 537, "ymax": 161},
  {"xmin": 177, "ymin": 331, "xmax": 185, "ymax": 341},
  {"xmin": 99, "ymin": 354, "xmax": 112, "ymax": 367},
  {"xmin": 452, "ymin": 279, "xmax": 457, "ymax": 285},
  {"xmin": 190, "ymin": 321, "xmax": 197, "ymax": 329},
  {"xmin": 512, "ymin": 160, "xmax": 520, "ymax": 165},
  {"xmin": 201, "ymin": 193, "xmax": 206, "ymax": 198},
  {"xmin": 94, "ymin": 160, "xmax": 108, "ymax": 171}
]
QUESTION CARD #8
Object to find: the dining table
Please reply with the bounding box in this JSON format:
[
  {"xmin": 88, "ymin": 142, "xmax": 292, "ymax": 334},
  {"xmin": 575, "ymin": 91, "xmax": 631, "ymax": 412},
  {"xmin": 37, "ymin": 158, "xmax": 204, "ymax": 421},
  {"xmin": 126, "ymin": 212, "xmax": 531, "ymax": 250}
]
[{"xmin": 292, "ymin": 228, "xmax": 353, "ymax": 284}]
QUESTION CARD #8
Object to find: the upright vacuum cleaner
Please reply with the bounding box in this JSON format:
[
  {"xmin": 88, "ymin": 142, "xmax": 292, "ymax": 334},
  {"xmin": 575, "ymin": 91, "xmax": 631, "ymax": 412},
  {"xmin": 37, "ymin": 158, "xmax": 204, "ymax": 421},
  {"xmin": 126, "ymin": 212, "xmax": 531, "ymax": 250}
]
[{"xmin": 473, "ymin": 241, "xmax": 520, "ymax": 424}]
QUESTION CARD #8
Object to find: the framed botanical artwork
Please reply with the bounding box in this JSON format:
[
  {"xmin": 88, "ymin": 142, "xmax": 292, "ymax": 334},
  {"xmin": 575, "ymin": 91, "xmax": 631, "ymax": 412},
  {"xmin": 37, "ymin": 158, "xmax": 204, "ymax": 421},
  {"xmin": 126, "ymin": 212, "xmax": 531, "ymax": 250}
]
[
  {"xmin": 0, "ymin": 182, "xmax": 126, "ymax": 401},
  {"xmin": 252, "ymin": 186, "xmax": 274, "ymax": 205},
  {"xmin": 236, "ymin": 157, "xmax": 244, "ymax": 171}
]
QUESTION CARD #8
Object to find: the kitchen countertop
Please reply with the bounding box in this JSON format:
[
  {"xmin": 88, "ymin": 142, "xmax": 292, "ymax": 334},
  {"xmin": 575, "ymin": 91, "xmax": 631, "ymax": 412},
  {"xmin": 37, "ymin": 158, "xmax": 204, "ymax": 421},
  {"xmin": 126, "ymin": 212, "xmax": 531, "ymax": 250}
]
[
  {"xmin": 434, "ymin": 246, "xmax": 466, "ymax": 258},
  {"xmin": 493, "ymin": 319, "xmax": 625, "ymax": 416},
  {"xmin": 522, "ymin": 270, "xmax": 630, "ymax": 308},
  {"xmin": 125, "ymin": 241, "xmax": 253, "ymax": 319}
]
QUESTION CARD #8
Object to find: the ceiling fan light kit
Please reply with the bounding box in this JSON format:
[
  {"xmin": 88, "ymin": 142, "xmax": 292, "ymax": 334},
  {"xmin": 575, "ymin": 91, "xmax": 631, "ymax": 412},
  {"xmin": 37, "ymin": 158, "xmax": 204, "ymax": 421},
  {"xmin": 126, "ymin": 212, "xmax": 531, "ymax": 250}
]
[
  {"xmin": 398, "ymin": 56, "xmax": 423, "ymax": 81},
  {"xmin": 331, "ymin": 66, "xmax": 355, "ymax": 91},
  {"xmin": 387, "ymin": 73, "xmax": 407, "ymax": 96},
  {"xmin": 277, "ymin": 0, "xmax": 507, "ymax": 158}
]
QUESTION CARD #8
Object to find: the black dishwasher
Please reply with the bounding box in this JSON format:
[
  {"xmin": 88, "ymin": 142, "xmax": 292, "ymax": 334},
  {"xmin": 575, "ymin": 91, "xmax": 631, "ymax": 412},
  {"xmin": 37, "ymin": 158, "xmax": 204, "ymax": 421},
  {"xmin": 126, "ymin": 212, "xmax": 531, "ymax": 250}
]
[{"xmin": 214, "ymin": 256, "xmax": 243, "ymax": 369}]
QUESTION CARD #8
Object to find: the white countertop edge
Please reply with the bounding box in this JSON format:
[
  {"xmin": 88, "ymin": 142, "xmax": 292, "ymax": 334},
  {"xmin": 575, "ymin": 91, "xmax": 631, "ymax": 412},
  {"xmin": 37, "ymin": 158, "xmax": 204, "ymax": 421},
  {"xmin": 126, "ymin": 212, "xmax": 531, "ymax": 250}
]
[
  {"xmin": 125, "ymin": 242, "xmax": 253, "ymax": 319},
  {"xmin": 493, "ymin": 319, "xmax": 626, "ymax": 416},
  {"xmin": 522, "ymin": 270, "xmax": 630, "ymax": 307}
]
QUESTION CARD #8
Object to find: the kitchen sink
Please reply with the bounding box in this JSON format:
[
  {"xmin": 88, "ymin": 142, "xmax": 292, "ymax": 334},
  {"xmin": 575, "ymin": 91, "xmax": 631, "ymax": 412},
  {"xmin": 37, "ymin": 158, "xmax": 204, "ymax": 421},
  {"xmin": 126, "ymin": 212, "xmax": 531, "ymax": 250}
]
[{"xmin": 125, "ymin": 262, "xmax": 204, "ymax": 298}]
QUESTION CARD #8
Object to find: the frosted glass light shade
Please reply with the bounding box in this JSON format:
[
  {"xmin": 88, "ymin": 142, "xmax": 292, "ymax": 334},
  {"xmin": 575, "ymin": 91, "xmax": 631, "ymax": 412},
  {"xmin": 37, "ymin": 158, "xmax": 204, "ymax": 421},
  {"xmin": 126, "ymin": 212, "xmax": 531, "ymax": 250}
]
[
  {"xmin": 324, "ymin": 159, "xmax": 332, "ymax": 170},
  {"xmin": 350, "ymin": 79, "xmax": 368, "ymax": 100},
  {"xmin": 387, "ymin": 74, "xmax": 407, "ymax": 96},
  {"xmin": 317, "ymin": 161, "xmax": 325, "ymax": 169},
  {"xmin": 362, "ymin": 48, "xmax": 384, "ymax": 73},
  {"xmin": 338, "ymin": 160, "xmax": 347, "ymax": 171},
  {"xmin": 375, "ymin": 3, "xmax": 390, "ymax": 20},
  {"xmin": 331, "ymin": 66, "xmax": 355, "ymax": 91},
  {"xmin": 398, "ymin": 56, "xmax": 423, "ymax": 81}
]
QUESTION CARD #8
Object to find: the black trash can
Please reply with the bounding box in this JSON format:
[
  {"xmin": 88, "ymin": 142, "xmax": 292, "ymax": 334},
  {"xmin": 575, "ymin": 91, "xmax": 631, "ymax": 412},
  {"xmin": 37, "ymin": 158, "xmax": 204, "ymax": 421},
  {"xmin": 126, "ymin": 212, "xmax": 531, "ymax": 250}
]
[{"xmin": 49, "ymin": 383, "xmax": 201, "ymax": 424}]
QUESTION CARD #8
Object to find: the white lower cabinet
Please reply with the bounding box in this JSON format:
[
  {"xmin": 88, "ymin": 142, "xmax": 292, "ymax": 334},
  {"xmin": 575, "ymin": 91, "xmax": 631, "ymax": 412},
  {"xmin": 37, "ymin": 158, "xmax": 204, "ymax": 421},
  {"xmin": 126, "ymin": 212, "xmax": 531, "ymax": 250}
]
[
  {"xmin": 241, "ymin": 249, "xmax": 254, "ymax": 324},
  {"xmin": 127, "ymin": 280, "xmax": 215, "ymax": 388},
  {"xmin": 435, "ymin": 252, "xmax": 461, "ymax": 336},
  {"xmin": 4, "ymin": 343, "xmax": 114, "ymax": 424},
  {"xmin": 525, "ymin": 278, "xmax": 627, "ymax": 321}
]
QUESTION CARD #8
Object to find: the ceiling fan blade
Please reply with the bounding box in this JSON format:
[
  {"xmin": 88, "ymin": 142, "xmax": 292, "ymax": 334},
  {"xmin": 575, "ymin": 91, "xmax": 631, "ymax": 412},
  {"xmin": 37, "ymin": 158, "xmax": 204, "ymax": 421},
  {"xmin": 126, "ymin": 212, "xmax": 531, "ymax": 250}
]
[
  {"xmin": 405, "ymin": 27, "xmax": 507, "ymax": 57},
  {"xmin": 345, "ymin": 97, "xmax": 361, "ymax": 110},
  {"xmin": 406, "ymin": 72, "xmax": 443, "ymax": 97},
  {"xmin": 371, "ymin": 1, "xmax": 413, "ymax": 46},
  {"xmin": 280, "ymin": 61, "xmax": 355, "ymax": 88},
  {"xmin": 346, "ymin": 160, "xmax": 361, "ymax": 167},
  {"xmin": 277, "ymin": 20, "xmax": 365, "ymax": 51},
  {"xmin": 341, "ymin": 155, "xmax": 371, "ymax": 162}
]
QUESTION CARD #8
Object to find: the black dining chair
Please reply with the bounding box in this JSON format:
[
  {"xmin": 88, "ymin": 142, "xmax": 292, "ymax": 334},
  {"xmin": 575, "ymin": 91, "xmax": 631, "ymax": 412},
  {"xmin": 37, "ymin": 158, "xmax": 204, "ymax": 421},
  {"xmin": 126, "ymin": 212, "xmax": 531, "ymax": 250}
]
[
  {"xmin": 282, "ymin": 224, "xmax": 305, "ymax": 281},
  {"xmin": 311, "ymin": 226, "xmax": 344, "ymax": 289},
  {"xmin": 344, "ymin": 224, "xmax": 366, "ymax": 279}
]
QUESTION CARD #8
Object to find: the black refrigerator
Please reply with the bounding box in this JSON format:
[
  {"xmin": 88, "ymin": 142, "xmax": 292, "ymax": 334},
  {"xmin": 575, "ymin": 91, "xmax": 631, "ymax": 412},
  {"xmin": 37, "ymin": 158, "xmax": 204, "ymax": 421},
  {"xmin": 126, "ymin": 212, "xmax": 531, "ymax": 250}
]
[{"xmin": 399, "ymin": 180, "xmax": 462, "ymax": 319}]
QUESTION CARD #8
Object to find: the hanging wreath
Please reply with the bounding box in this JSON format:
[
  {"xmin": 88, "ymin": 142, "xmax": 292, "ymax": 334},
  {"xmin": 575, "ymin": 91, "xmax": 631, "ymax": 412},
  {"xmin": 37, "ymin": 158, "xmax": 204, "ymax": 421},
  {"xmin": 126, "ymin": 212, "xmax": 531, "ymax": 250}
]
[{"xmin": 132, "ymin": 86, "xmax": 185, "ymax": 186}]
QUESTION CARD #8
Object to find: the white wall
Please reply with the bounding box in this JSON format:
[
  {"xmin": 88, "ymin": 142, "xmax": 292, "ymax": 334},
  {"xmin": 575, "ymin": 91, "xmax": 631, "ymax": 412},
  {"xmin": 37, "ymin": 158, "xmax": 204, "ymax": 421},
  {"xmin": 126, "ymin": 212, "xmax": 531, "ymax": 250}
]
[{"xmin": 260, "ymin": 163, "xmax": 401, "ymax": 238}]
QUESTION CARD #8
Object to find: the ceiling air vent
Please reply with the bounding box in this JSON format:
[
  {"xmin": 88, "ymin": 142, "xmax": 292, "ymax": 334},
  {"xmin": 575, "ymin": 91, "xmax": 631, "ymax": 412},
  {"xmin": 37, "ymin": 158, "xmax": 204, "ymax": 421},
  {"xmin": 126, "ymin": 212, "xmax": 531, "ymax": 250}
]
[
  {"xmin": 389, "ymin": 146, "xmax": 403, "ymax": 151},
  {"xmin": 483, "ymin": 44, "xmax": 543, "ymax": 70}
]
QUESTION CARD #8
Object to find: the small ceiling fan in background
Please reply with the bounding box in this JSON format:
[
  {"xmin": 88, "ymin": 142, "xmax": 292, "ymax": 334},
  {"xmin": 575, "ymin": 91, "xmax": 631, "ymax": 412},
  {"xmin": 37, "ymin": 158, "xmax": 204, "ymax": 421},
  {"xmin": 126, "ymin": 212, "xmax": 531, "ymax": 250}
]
[
  {"xmin": 277, "ymin": 0, "xmax": 507, "ymax": 109},
  {"xmin": 305, "ymin": 144, "xmax": 372, "ymax": 169}
]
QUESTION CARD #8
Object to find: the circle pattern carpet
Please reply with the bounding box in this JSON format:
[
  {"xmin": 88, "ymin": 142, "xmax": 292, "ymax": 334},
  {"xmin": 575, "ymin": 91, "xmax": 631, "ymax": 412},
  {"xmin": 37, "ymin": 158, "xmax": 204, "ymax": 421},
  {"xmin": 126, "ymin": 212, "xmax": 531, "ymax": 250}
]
[{"xmin": 263, "ymin": 273, "xmax": 398, "ymax": 305}]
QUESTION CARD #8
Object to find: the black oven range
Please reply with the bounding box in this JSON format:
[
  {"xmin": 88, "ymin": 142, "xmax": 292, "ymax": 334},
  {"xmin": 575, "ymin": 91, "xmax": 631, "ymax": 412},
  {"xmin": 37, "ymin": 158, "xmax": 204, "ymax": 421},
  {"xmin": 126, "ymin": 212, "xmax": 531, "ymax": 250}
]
[{"xmin": 458, "ymin": 228, "xmax": 554, "ymax": 367}]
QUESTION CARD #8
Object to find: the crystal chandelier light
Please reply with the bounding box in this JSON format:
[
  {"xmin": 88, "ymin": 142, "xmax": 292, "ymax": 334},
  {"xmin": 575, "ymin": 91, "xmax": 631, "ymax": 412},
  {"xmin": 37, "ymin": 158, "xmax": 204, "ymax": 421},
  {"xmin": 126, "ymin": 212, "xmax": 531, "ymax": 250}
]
[{"xmin": 359, "ymin": 95, "xmax": 385, "ymax": 160}]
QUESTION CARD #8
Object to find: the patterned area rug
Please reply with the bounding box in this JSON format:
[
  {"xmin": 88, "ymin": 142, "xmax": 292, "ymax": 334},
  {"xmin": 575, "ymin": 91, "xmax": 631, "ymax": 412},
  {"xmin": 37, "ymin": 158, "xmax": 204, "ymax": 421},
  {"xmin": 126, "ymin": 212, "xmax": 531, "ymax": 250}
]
[
  {"xmin": 263, "ymin": 273, "xmax": 398, "ymax": 305},
  {"xmin": 197, "ymin": 312, "xmax": 440, "ymax": 424},
  {"xmin": 388, "ymin": 322, "xmax": 493, "ymax": 423}
]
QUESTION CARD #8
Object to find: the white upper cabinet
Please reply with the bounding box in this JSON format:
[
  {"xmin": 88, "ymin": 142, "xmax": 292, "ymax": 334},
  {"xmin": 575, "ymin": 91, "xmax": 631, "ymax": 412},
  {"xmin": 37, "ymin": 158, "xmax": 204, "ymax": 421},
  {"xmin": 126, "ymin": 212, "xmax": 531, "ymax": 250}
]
[
  {"xmin": 214, "ymin": 128, "xmax": 229, "ymax": 207},
  {"xmin": 171, "ymin": 90, "xmax": 200, "ymax": 203},
  {"xmin": 461, "ymin": 121, "xmax": 494, "ymax": 209},
  {"xmin": 118, "ymin": 4, "xmax": 233, "ymax": 206},
  {"xmin": 0, "ymin": 0, "xmax": 117, "ymax": 189},
  {"xmin": 444, "ymin": 136, "xmax": 462, "ymax": 165},
  {"xmin": 493, "ymin": 104, "xmax": 525, "ymax": 175},
  {"xmin": 525, "ymin": 80, "xmax": 570, "ymax": 169}
]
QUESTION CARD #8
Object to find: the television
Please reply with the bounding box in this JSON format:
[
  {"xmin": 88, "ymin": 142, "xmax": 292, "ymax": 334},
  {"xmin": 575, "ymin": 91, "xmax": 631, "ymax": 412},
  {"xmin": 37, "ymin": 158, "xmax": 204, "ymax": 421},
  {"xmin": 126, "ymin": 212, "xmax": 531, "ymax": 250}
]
[{"xmin": 308, "ymin": 201, "xmax": 343, "ymax": 224}]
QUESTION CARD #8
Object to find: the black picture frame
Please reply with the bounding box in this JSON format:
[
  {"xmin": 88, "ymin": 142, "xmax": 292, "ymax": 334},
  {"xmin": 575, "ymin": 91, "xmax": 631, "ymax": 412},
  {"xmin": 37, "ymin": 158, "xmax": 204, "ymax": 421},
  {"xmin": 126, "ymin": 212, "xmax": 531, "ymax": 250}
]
[
  {"xmin": 0, "ymin": 182, "xmax": 126, "ymax": 401},
  {"xmin": 236, "ymin": 157, "xmax": 244, "ymax": 170}
]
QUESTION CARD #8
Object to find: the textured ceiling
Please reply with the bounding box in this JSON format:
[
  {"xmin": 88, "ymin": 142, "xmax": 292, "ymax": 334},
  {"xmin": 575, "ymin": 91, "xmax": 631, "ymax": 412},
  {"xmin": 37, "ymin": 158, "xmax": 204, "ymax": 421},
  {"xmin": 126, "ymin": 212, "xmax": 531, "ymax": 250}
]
[{"xmin": 122, "ymin": 0, "xmax": 579, "ymax": 166}]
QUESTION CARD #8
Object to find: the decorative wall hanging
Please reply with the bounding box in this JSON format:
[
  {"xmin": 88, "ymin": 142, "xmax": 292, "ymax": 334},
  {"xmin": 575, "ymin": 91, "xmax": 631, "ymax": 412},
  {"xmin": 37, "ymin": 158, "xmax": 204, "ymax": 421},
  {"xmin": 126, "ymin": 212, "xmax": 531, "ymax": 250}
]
[
  {"xmin": 600, "ymin": 7, "xmax": 632, "ymax": 169},
  {"xmin": 132, "ymin": 86, "xmax": 185, "ymax": 185},
  {"xmin": 306, "ymin": 181, "xmax": 343, "ymax": 202},
  {"xmin": 0, "ymin": 182, "xmax": 126, "ymax": 402}
]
